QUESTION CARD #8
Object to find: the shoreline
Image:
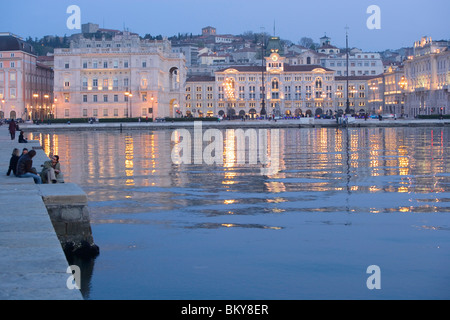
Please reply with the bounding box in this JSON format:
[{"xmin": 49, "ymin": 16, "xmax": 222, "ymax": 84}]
[{"xmin": 15, "ymin": 118, "xmax": 450, "ymax": 132}]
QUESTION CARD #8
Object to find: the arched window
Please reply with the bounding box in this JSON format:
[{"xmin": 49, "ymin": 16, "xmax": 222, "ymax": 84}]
[
  {"xmin": 307, "ymin": 57, "xmax": 311, "ymax": 65},
  {"xmin": 315, "ymin": 78, "xmax": 322, "ymax": 89},
  {"xmin": 272, "ymin": 79, "xmax": 279, "ymax": 90}
]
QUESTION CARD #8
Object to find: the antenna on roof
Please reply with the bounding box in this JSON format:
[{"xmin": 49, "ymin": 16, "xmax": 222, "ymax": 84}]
[{"xmin": 273, "ymin": 20, "xmax": 276, "ymax": 37}]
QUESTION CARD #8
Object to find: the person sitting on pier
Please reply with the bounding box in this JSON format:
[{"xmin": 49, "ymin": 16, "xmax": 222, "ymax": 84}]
[
  {"xmin": 16, "ymin": 150, "xmax": 42, "ymax": 184},
  {"xmin": 18, "ymin": 131, "xmax": 28, "ymax": 143},
  {"xmin": 40, "ymin": 155, "xmax": 64, "ymax": 184},
  {"xmin": 6, "ymin": 148, "xmax": 20, "ymax": 176}
]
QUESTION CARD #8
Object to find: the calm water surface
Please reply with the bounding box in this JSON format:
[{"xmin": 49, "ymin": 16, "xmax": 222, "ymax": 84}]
[{"xmin": 31, "ymin": 127, "xmax": 450, "ymax": 300}]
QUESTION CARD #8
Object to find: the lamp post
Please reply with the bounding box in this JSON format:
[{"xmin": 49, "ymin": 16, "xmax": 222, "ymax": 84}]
[
  {"xmin": 0, "ymin": 99, "xmax": 5, "ymax": 119},
  {"xmin": 399, "ymin": 76, "xmax": 407, "ymax": 117},
  {"xmin": 260, "ymin": 29, "xmax": 267, "ymax": 118},
  {"xmin": 151, "ymin": 96, "xmax": 155, "ymax": 122},
  {"xmin": 125, "ymin": 92, "xmax": 133, "ymax": 118},
  {"xmin": 44, "ymin": 94, "xmax": 49, "ymax": 120},
  {"xmin": 32, "ymin": 93, "xmax": 39, "ymax": 121},
  {"xmin": 345, "ymin": 26, "xmax": 350, "ymax": 115}
]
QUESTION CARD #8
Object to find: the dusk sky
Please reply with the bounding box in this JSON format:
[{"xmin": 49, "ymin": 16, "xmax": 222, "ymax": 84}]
[{"xmin": 2, "ymin": 0, "xmax": 449, "ymax": 51}]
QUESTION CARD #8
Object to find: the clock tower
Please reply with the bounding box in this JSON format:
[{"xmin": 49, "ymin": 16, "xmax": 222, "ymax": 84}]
[{"xmin": 266, "ymin": 52, "xmax": 285, "ymax": 73}]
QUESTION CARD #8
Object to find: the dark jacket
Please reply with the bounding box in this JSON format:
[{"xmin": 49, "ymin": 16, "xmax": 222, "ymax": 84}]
[
  {"xmin": 16, "ymin": 154, "xmax": 35, "ymax": 176},
  {"xmin": 18, "ymin": 133, "xmax": 28, "ymax": 143},
  {"xmin": 9, "ymin": 121, "xmax": 17, "ymax": 133},
  {"xmin": 7, "ymin": 154, "xmax": 20, "ymax": 176}
]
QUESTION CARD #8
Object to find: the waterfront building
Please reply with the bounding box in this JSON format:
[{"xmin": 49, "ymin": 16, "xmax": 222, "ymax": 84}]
[
  {"xmin": 403, "ymin": 37, "xmax": 450, "ymax": 117},
  {"xmin": 321, "ymin": 51, "xmax": 384, "ymax": 77},
  {"xmin": 184, "ymin": 41, "xmax": 336, "ymax": 119},
  {"xmin": 335, "ymin": 76, "xmax": 376, "ymax": 115},
  {"xmin": 383, "ymin": 65, "xmax": 406, "ymax": 116},
  {"xmin": 0, "ymin": 33, "xmax": 54, "ymax": 120},
  {"xmin": 367, "ymin": 75, "xmax": 385, "ymax": 115},
  {"xmin": 53, "ymin": 25, "xmax": 186, "ymax": 119}
]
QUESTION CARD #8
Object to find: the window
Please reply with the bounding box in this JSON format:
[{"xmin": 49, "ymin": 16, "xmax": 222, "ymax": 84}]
[
  {"xmin": 124, "ymin": 61, "xmax": 129, "ymax": 68},
  {"xmin": 93, "ymin": 78, "xmax": 98, "ymax": 88},
  {"xmin": 142, "ymin": 93, "xmax": 147, "ymax": 102},
  {"xmin": 10, "ymin": 62, "xmax": 15, "ymax": 68},
  {"xmin": 10, "ymin": 73, "xmax": 16, "ymax": 81},
  {"xmin": 83, "ymin": 95, "xmax": 87, "ymax": 102},
  {"xmin": 83, "ymin": 62, "xmax": 88, "ymax": 69},
  {"xmin": 103, "ymin": 61, "xmax": 108, "ymax": 69},
  {"xmin": 93, "ymin": 95, "xmax": 98, "ymax": 102},
  {"xmin": 10, "ymin": 88, "xmax": 16, "ymax": 99},
  {"xmin": 114, "ymin": 61, "xmax": 118, "ymax": 69},
  {"xmin": 64, "ymin": 80, "xmax": 70, "ymax": 87},
  {"xmin": 103, "ymin": 109, "xmax": 108, "ymax": 117},
  {"xmin": 93, "ymin": 109, "xmax": 98, "ymax": 116},
  {"xmin": 114, "ymin": 109, "xmax": 118, "ymax": 117},
  {"xmin": 65, "ymin": 109, "xmax": 70, "ymax": 117},
  {"xmin": 83, "ymin": 109, "xmax": 88, "ymax": 117},
  {"xmin": 114, "ymin": 95, "xmax": 118, "ymax": 102},
  {"xmin": 65, "ymin": 63, "xmax": 70, "ymax": 69},
  {"xmin": 93, "ymin": 61, "xmax": 98, "ymax": 69},
  {"xmin": 103, "ymin": 95, "xmax": 108, "ymax": 102},
  {"xmin": 142, "ymin": 61, "xmax": 147, "ymax": 68},
  {"xmin": 64, "ymin": 93, "xmax": 70, "ymax": 103},
  {"xmin": 82, "ymin": 77, "xmax": 88, "ymax": 88}
]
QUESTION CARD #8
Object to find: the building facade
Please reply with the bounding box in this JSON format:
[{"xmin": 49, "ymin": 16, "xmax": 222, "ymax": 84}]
[
  {"xmin": 183, "ymin": 51, "xmax": 336, "ymax": 118},
  {"xmin": 403, "ymin": 37, "xmax": 450, "ymax": 117},
  {"xmin": 53, "ymin": 31, "xmax": 186, "ymax": 119},
  {"xmin": 0, "ymin": 33, "xmax": 54, "ymax": 120}
]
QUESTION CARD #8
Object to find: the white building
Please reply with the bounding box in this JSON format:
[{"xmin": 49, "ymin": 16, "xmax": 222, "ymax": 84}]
[
  {"xmin": 321, "ymin": 52, "xmax": 384, "ymax": 77},
  {"xmin": 184, "ymin": 49, "xmax": 336, "ymax": 119},
  {"xmin": 403, "ymin": 37, "xmax": 450, "ymax": 117},
  {"xmin": 53, "ymin": 30, "xmax": 186, "ymax": 119}
]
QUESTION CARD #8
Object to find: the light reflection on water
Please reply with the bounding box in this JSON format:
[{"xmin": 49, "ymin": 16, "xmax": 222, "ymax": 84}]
[{"xmin": 31, "ymin": 127, "xmax": 450, "ymax": 300}]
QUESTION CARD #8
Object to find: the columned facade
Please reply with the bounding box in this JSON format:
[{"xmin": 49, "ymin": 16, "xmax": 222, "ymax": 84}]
[{"xmin": 53, "ymin": 32, "xmax": 186, "ymax": 119}]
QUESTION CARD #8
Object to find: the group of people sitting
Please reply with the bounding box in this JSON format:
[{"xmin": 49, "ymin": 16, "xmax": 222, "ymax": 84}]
[{"xmin": 6, "ymin": 148, "xmax": 64, "ymax": 185}]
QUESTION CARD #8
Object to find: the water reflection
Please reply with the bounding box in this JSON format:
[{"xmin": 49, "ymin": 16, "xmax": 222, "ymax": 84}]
[
  {"xmin": 29, "ymin": 127, "xmax": 450, "ymax": 299},
  {"xmin": 29, "ymin": 127, "xmax": 450, "ymax": 217}
]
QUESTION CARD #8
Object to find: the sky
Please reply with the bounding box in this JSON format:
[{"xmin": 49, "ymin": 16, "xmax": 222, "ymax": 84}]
[{"xmin": 1, "ymin": 0, "xmax": 449, "ymax": 52}]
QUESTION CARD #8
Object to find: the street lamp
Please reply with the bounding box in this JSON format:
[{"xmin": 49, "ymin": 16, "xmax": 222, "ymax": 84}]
[
  {"xmin": 32, "ymin": 93, "xmax": 39, "ymax": 121},
  {"xmin": 0, "ymin": 99, "xmax": 5, "ymax": 119},
  {"xmin": 150, "ymin": 96, "xmax": 155, "ymax": 122},
  {"xmin": 125, "ymin": 92, "xmax": 133, "ymax": 118},
  {"xmin": 399, "ymin": 76, "xmax": 407, "ymax": 117}
]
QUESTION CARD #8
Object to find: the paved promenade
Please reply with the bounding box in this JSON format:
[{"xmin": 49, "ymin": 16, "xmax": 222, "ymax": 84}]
[{"xmin": 0, "ymin": 128, "xmax": 83, "ymax": 300}]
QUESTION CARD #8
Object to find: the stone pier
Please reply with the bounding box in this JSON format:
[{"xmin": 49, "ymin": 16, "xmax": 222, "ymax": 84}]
[{"xmin": 0, "ymin": 132, "xmax": 97, "ymax": 300}]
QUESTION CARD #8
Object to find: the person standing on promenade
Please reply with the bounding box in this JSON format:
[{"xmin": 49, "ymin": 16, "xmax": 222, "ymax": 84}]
[
  {"xmin": 16, "ymin": 150, "xmax": 42, "ymax": 184},
  {"xmin": 8, "ymin": 120, "xmax": 17, "ymax": 140},
  {"xmin": 6, "ymin": 148, "xmax": 20, "ymax": 176}
]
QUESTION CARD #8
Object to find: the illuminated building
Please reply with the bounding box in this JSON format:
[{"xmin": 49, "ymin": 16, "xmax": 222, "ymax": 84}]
[
  {"xmin": 403, "ymin": 37, "xmax": 450, "ymax": 117},
  {"xmin": 53, "ymin": 23, "xmax": 186, "ymax": 119},
  {"xmin": 0, "ymin": 33, "xmax": 54, "ymax": 120}
]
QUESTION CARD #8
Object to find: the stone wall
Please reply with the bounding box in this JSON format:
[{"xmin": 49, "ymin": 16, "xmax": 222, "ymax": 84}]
[{"xmin": 38, "ymin": 183, "xmax": 99, "ymax": 258}]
